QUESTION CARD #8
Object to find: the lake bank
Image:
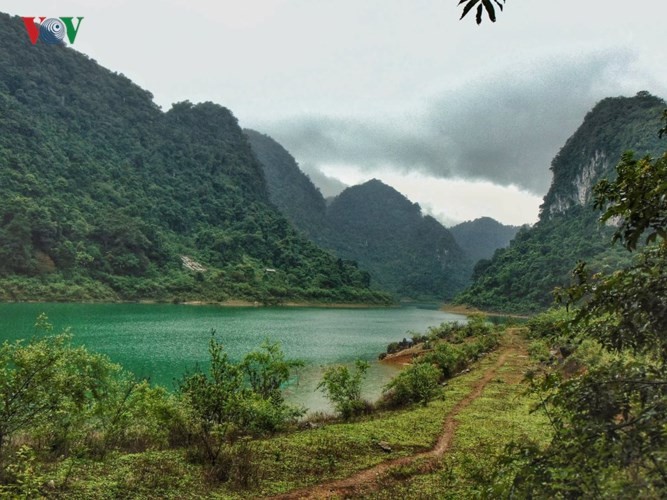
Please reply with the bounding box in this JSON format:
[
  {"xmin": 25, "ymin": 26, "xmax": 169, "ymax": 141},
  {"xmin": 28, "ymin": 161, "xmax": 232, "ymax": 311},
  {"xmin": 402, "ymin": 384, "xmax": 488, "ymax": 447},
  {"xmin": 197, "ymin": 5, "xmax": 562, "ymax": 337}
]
[
  {"xmin": 0, "ymin": 302, "xmax": 465, "ymax": 414},
  {"xmin": 440, "ymin": 303, "xmax": 532, "ymax": 319}
]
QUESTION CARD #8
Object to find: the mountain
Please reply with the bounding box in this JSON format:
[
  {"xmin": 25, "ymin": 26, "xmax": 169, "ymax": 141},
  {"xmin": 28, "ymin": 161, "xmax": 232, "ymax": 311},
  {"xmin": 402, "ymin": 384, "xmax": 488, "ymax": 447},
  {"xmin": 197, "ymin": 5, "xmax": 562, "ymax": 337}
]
[
  {"xmin": 244, "ymin": 130, "xmax": 472, "ymax": 300},
  {"xmin": 324, "ymin": 180, "xmax": 471, "ymax": 300},
  {"xmin": 244, "ymin": 129, "xmax": 326, "ymax": 239},
  {"xmin": 449, "ymin": 217, "xmax": 520, "ymax": 263},
  {"xmin": 0, "ymin": 13, "xmax": 389, "ymax": 304},
  {"xmin": 456, "ymin": 92, "xmax": 666, "ymax": 313}
]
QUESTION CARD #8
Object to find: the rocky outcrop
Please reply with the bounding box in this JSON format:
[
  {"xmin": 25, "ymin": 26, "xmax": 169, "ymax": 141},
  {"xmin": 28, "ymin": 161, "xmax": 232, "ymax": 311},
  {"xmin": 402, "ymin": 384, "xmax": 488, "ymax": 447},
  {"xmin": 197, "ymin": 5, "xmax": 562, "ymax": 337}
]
[{"xmin": 547, "ymin": 149, "xmax": 609, "ymax": 216}]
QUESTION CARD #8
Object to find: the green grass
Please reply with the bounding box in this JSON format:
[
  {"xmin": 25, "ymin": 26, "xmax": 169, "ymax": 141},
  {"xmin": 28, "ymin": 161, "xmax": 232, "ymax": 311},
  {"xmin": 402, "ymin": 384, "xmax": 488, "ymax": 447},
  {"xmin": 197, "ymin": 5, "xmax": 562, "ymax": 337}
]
[
  {"xmin": 368, "ymin": 337, "xmax": 551, "ymax": 499},
  {"xmin": 33, "ymin": 330, "xmax": 546, "ymax": 499}
]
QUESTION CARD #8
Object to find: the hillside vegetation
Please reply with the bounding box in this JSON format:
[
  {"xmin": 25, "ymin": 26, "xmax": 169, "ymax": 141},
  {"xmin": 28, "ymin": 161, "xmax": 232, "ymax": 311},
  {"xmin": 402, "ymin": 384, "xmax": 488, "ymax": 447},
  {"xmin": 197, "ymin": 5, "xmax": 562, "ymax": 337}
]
[
  {"xmin": 457, "ymin": 92, "xmax": 666, "ymax": 313},
  {"xmin": 246, "ymin": 131, "xmax": 475, "ymax": 301},
  {"xmin": 0, "ymin": 13, "xmax": 389, "ymax": 305},
  {"xmin": 324, "ymin": 180, "xmax": 471, "ymax": 300}
]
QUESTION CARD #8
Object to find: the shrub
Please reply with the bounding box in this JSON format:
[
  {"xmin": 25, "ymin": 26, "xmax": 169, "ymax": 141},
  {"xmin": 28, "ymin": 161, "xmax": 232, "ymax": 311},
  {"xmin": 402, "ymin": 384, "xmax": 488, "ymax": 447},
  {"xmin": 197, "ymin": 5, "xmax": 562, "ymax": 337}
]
[
  {"xmin": 383, "ymin": 362, "xmax": 441, "ymax": 407},
  {"xmin": 526, "ymin": 308, "xmax": 573, "ymax": 340},
  {"xmin": 421, "ymin": 343, "xmax": 466, "ymax": 378},
  {"xmin": 317, "ymin": 360, "xmax": 369, "ymax": 420}
]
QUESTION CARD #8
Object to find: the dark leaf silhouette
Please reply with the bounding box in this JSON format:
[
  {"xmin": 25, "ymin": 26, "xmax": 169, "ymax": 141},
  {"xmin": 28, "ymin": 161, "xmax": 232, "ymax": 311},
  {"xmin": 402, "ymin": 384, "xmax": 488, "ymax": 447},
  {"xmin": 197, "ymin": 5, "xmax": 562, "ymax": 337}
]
[{"xmin": 459, "ymin": 0, "xmax": 505, "ymax": 24}]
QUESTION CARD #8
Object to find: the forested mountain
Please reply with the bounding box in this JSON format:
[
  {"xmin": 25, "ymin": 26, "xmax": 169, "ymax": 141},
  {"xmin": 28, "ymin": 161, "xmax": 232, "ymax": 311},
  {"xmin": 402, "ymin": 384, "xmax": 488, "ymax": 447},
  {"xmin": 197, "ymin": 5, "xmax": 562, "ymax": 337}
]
[
  {"xmin": 449, "ymin": 217, "xmax": 520, "ymax": 263},
  {"xmin": 457, "ymin": 92, "xmax": 666, "ymax": 313},
  {"xmin": 324, "ymin": 180, "xmax": 471, "ymax": 300},
  {"xmin": 245, "ymin": 132, "xmax": 472, "ymax": 300},
  {"xmin": 244, "ymin": 130, "xmax": 326, "ymax": 239},
  {"xmin": 0, "ymin": 13, "xmax": 389, "ymax": 304}
]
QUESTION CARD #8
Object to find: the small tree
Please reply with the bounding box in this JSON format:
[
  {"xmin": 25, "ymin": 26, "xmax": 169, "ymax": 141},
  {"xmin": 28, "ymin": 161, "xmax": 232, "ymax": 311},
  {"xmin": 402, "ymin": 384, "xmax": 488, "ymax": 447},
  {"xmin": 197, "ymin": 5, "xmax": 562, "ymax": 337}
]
[
  {"xmin": 178, "ymin": 333, "xmax": 245, "ymax": 464},
  {"xmin": 179, "ymin": 333, "xmax": 303, "ymax": 469},
  {"xmin": 383, "ymin": 362, "xmax": 441, "ymax": 407},
  {"xmin": 317, "ymin": 360, "xmax": 369, "ymax": 420},
  {"xmin": 507, "ymin": 115, "xmax": 667, "ymax": 497}
]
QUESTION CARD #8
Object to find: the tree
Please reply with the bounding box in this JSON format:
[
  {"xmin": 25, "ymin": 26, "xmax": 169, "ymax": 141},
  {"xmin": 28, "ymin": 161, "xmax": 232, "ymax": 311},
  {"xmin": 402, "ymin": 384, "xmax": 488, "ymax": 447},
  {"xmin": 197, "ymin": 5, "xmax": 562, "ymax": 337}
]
[
  {"xmin": 507, "ymin": 113, "xmax": 667, "ymax": 497},
  {"xmin": 178, "ymin": 334, "xmax": 303, "ymax": 466},
  {"xmin": 317, "ymin": 360, "xmax": 369, "ymax": 420}
]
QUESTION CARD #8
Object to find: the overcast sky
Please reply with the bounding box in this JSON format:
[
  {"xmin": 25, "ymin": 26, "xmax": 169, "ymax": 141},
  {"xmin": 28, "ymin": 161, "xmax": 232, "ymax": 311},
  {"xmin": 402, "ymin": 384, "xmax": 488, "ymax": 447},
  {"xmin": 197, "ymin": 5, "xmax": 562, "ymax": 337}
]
[{"xmin": 7, "ymin": 1, "xmax": 667, "ymax": 225}]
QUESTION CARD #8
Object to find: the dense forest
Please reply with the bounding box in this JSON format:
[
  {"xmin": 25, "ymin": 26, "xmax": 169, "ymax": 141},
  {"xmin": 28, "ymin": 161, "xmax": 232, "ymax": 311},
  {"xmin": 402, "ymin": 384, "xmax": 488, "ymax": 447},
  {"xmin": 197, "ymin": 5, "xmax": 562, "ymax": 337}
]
[
  {"xmin": 324, "ymin": 180, "xmax": 471, "ymax": 300},
  {"xmin": 457, "ymin": 92, "xmax": 667, "ymax": 313},
  {"xmin": 246, "ymin": 131, "xmax": 477, "ymax": 300},
  {"xmin": 0, "ymin": 13, "xmax": 390, "ymax": 305}
]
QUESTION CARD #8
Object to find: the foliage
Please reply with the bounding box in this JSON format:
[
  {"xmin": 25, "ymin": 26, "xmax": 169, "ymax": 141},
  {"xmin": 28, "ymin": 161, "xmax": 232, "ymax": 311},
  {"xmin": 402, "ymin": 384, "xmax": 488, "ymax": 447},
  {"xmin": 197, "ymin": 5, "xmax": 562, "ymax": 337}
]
[
  {"xmin": 0, "ymin": 13, "xmax": 390, "ymax": 306},
  {"xmin": 0, "ymin": 445, "xmax": 43, "ymax": 498},
  {"xmin": 505, "ymin": 112, "xmax": 667, "ymax": 497},
  {"xmin": 595, "ymin": 150, "xmax": 667, "ymax": 250},
  {"xmin": 383, "ymin": 362, "xmax": 441, "ymax": 407},
  {"xmin": 457, "ymin": 93, "xmax": 666, "ymax": 313},
  {"xmin": 0, "ymin": 314, "xmax": 124, "ymax": 458},
  {"xmin": 381, "ymin": 319, "xmax": 500, "ymax": 408},
  {"xmin": 525, "ymin": 307, "xmax": 573, "ymax": 339},
  {"xmin": 178, "ymin": 334, "xmax": 303, "ymax": 472},
  {"xmin": 0, "ymin": 314, "xmax": 184, "ymax": 495},
  {"xmin": 317, "ymin": 360, "xmax": 370, "ymax": 420},
  {"xmin": 458, "ymin": 0, "xmax": 506, "ymax": 25}
]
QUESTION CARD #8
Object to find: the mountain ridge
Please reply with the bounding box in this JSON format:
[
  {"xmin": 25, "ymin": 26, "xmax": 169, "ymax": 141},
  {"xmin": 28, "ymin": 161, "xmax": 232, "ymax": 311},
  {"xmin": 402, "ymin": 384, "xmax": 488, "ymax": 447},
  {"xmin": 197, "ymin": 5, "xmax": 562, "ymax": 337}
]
[
  {"xmin": 456, "ymin": 91, "xmax": 666, "ymax": 313},
  {"xmin": 0, "ymin": 12, "xmax": 389, "ymax": 304}
]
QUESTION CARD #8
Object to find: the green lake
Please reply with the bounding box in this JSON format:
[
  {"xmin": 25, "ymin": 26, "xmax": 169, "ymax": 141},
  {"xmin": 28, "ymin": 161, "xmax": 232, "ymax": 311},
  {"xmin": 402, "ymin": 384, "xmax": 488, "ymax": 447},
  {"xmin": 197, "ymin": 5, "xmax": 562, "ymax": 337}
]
[{"xmin": 0, "ymin": 303, "xmax": 466, "ymax": 414}]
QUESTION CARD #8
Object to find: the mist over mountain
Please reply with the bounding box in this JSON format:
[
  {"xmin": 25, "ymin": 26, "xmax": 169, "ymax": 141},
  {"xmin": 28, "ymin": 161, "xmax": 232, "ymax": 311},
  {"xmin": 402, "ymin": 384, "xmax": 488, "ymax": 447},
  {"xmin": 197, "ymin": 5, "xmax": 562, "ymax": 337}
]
[
  {"xmin": 244, "ymin": 129, "xmax": 326, "ymax": 240},
  {"xmin": 457, "ymin": 92, "xmax": 666, "ymax": 313},
  {"xmin": 0, "ymin": 13, "xmax": 388, "ymax": 304},
  {"xmin": 246, "ymin": 130, "xmax": 474, "ymax": 300}
]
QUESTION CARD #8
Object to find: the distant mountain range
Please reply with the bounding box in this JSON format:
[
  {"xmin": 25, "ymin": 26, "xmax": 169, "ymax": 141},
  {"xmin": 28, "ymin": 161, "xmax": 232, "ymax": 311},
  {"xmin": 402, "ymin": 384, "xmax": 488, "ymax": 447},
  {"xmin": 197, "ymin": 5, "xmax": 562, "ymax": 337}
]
[
  {"xmin": 246, "ymin": 130, "xmax": 518, "ymax": 300},
  {"xmin": 456, "ymin": 91, "xmax": 666, "ymax": 313},
  {"xmin": 6, "ymin": 7, "xmax": 645, "ymax": 309}
]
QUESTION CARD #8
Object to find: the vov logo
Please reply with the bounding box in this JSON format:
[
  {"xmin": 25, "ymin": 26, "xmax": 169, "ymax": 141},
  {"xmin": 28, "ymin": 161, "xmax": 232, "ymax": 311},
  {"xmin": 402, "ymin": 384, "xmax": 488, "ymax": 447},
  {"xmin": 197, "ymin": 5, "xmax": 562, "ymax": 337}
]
[{"xmin": 21, "ymin": 17, "xmax": 84, "ymax": 45}]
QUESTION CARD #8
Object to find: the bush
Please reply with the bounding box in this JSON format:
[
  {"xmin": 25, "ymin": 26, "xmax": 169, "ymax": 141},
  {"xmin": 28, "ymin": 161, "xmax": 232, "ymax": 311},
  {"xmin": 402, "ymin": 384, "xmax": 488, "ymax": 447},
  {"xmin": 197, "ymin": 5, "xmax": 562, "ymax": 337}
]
[
  {"xmin": 317, "ymin": 360, "xmax": 369, "ymax": 420},
  {"xmin": 178, "ymin": 334, "xmax": 303, "ymax": 477},
  {"xmin": 526, "ymin": 308, "xmax": 573, "ymax": 340},
  {"xmin": 421, "ymin": 343, "xmax": 466, "ymax": 378},
  {"xmin": 383, "ymin": 362, "xmax": 441, "ymax": 407}
]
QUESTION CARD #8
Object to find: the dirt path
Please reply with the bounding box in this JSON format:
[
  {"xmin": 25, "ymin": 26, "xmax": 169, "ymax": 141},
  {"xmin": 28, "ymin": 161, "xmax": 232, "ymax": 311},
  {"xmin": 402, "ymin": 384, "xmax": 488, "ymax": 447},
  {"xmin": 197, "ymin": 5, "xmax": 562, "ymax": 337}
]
[{"xmin": 272, "ymin": 335, "xmax": 518, "ymax": 499}]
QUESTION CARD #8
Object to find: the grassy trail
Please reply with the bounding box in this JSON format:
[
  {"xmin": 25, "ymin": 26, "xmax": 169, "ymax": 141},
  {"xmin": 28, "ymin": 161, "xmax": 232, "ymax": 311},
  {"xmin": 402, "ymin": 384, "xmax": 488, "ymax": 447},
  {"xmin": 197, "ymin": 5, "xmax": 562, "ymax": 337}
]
[{"xmin": 273, "ymin": 329, "xmax": 531, "ymax": 499}]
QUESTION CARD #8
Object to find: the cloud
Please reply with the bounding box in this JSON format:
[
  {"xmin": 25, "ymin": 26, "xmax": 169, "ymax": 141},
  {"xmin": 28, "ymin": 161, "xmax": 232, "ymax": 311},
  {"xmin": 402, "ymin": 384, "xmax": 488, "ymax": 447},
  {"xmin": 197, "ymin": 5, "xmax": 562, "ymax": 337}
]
[
  {"xmin": 265, "ymin": 49, "xmax": 655, "ymax": 194},
  {"xmin": 299, "ymin": 163, "xmax": 348, "ymax": 198}
]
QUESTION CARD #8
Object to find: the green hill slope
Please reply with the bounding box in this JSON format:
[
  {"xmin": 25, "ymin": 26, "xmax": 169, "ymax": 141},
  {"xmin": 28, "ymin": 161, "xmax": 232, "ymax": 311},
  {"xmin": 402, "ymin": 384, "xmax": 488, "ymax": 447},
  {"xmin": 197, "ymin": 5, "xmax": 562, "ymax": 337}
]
[
  {"xmin": 245, "ymin": 131, "xmax": 473, "ymax": 300},
  {"xmin": 323, "ymin": 180, "xmax": 471, "ymax": 300},
  {"xmin": 244, "ymin": 129, "xmax": 326, "ymax": 239},
  {"xmin": 0, "ymin": 13, "xmax": 389, "ymax": 304},
  {"xmin": 457, "ymin": 92, "xmax": 666, "ymax": 313}
]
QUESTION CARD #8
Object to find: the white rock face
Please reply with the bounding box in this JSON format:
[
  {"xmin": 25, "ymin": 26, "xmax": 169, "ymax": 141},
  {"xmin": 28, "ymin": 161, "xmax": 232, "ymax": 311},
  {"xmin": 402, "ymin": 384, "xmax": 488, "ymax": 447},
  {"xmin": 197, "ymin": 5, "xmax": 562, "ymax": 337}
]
[{"xmin": 548, "ymin": 149, "xmax": 609, "ymax": 216}]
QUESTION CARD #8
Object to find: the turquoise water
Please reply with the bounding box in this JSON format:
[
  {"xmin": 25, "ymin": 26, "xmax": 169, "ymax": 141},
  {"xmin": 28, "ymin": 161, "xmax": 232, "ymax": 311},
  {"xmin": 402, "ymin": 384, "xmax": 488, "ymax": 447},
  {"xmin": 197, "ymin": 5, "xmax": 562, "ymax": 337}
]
[{"xmin": 0, "ymin": 303, "xmax": 466, "ymax": 413}]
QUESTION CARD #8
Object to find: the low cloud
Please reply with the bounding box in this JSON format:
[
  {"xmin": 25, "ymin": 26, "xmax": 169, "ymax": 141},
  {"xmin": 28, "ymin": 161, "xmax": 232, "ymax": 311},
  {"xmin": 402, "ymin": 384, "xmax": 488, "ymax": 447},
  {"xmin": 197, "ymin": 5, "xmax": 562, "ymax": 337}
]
[
  {"xmin": 266, "ymin": 49, "xmax": 656, "ymax": 195},
  {"xmin": 300, "ymin": 163, "xmax": 348, "ymax": 198}
]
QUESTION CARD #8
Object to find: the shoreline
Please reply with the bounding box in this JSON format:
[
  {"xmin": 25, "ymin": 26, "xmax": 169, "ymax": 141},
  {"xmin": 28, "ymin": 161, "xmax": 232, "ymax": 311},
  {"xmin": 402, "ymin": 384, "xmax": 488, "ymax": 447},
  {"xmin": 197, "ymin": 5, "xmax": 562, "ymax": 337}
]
[
  {"xmin": 379, "ymin": 304, "xmax": 531, "ymax": 367},
  {"xmin": 0, "ymin": 298, "xmax": 396, "ymax": 309},
  {"xmin": 440, "ymin": 303, "xmax": 531, "ymax": 319}
]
